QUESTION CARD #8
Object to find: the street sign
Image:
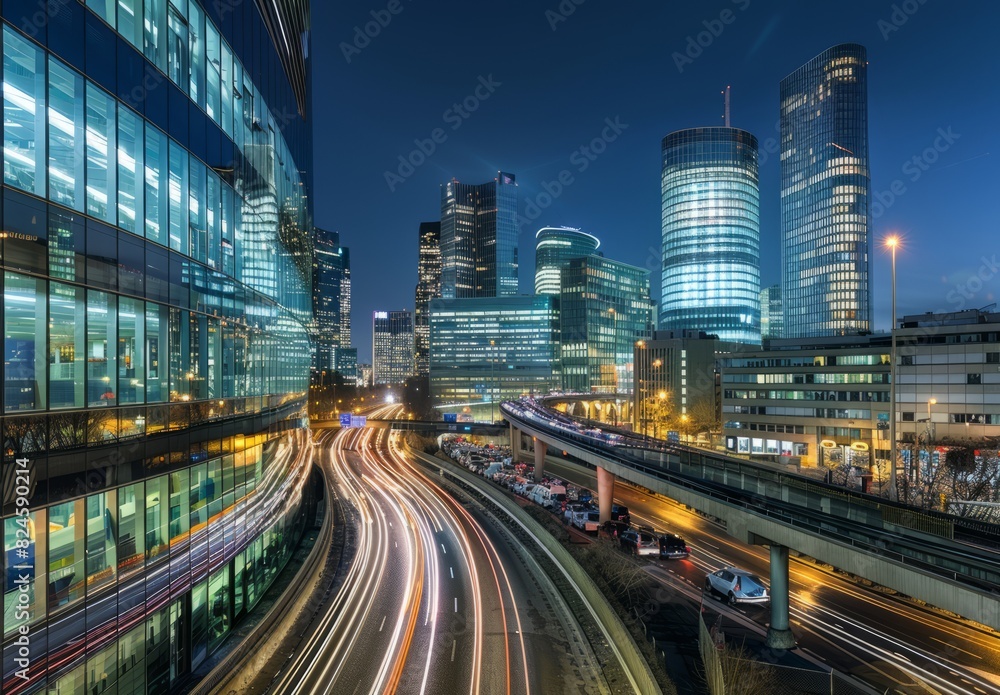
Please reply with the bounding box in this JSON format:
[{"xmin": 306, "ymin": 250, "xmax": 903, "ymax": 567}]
[
  {"xmin": 339, "ymin": 413, "xmax": 352, "ymax": 427},
  {"xmin": 351, "ymin": 415, "xmax": 367, "ymax": 428}
]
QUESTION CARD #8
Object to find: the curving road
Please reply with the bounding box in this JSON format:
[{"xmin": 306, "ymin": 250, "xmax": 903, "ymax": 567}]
[
  {"xmin": 270, "ymin": 405, "xmax": 607, "ymax": 695},
  {"xmin": 540, "ymin": 457, "xmax": 1000, "ymax": 695}
]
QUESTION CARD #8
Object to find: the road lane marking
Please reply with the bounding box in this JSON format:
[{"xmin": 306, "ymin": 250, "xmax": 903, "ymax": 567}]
[
  {"xmin": 441, "ymin": 543, "xmax": 447, "ymax": 554},
  {"xmin": 930, "ymin": 637, "xmax": 983, "ymax": 659},
  {"xmin": 379, "ymin": 615, "xmax": 386, "ymax": 632},
  {"xmin": 451, "ymin": 640, "xmax": 456, "ymax": 662},
  {"xmin": 450, "ymin": 566, "xmax": 454, "ymax": 579}
]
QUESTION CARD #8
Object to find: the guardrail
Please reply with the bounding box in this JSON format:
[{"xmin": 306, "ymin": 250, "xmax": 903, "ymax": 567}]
[
  {"xmin": 504, "ymin": 403, "xmax": 1000, "ymax": 594},
  {"xmin": 403, "ymin": 442, "xmax": 663, "ymax": 695}
]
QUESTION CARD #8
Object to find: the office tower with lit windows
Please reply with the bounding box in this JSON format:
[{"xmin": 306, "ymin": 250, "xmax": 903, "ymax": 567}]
[
  {"xmin": 559, "ymin": 256, "xmax": 654, "ymax": 394},
  {"xmin": 533, "ymin": 226, "xmax": 601, "ymax": 295},
  {"xmin": 760, "ymin": 284, "xmax": 783, "ymax": 340},
  {"xmin": 373, "ymin": 311, "xmax": 414, "ymax": 385},
  {"xmin": 429, "ymin": 296, "xmax": 560, "ymax": 412},
  {"xmin": 0, "ymin": 2, "xmax": 318, "ymax": 692},
  {"xmin": 661, "ymin": 127, "xmax": 761, "ymax": 344},
  {"xmin": 440, "ymin": 172, "xmax": 518, "ymax": 299},
  {"xmin": 414, "ymin": 221, "xmax": 442, "ymax": 376},
  {"xmin": 780, "ymin": 43, "xmax": 872, "ymax": 337},
  {"xmin": 313, "ymin": 227, "xmax": 350, "ymax": 375}
]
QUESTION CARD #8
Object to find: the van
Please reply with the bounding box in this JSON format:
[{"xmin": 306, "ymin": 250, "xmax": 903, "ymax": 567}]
[{"xmin": 529, "ymin": 483, "xmax": 567, "ymax": 508}]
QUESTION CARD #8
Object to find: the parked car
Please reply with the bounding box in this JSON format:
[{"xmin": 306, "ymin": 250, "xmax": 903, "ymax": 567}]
[
  {"xmin": 611, "ymin": 504, "xmax": 631, "ymax": 525},
  {"xmin": 619, "ymin": 530, "xmax": 658, "ymax": 556},
  {"xmin": 658, "ymin": 534, "xmax": 691, "ymax": 559},
  {"xmin": 572, "ymin": 510, "xmax": 601, "ymax": 534},
  {"xmin": 705, "ymin": 568, "xmax": 769, "ymax": 606}
]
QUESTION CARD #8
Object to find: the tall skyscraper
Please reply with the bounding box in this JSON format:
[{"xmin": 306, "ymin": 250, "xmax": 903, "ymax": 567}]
[
  {"xmin": 780, "ymin": 43, "xmax": 872, "ymax": 337},
  {"xmin": 534, "ymin": 226, "xmax": 601, "ymax": 295},
  {"xmin": 440, "ymin": 172, "xmax": 518, "ymax": 299},
  {"xmin": 373, "ymin": 311, "xmax": 415, "ymax": 385},
  {"xmin": 760, "ymin": 284, "xmax": 784, "ymax": 340},
  {"xmin": 660, "ymin": 127, "xmax": 761, "ymax": 344},
  {"xmin": 313, "ymin": 227, "xmax": 350, "ymax": 373},
  {"xmin": 414, "ymin": 221, "xmax": 442, "ymax": 376},
  {"xmin": 0, "ymin": 2, "xmax": 319, "ymax": 691},
  {"xmin": 560, "ymin": 256, "xmax": 655, "ymax": 394}
]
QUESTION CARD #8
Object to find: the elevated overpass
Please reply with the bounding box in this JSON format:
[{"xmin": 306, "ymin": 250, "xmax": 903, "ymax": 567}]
[
  {"xmin": 313, "ymin": 418, "xmax": 508, "ymax": 437},
  {"xmin": 503, "ymin": 400, "xmax": 1000, "ymax": 647}
]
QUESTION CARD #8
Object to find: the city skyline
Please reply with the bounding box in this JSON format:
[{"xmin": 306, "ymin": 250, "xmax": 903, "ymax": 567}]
[{"xmin": 315, "ymin": 1, "xmax": 999, "ymax": 358}]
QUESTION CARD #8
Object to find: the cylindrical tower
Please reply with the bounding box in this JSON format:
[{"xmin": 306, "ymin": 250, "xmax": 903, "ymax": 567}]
[
  {"xmin": 660, "ymin": 127, "xmax": 761, "ymax": 344},
  {"xmin": 534, "ymin": 226, "xmax": 601, "ymax": 295}
]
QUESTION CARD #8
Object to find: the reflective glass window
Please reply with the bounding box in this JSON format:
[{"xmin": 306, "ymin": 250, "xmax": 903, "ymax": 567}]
[
  {"xmin": 208, "ymin": 565, "xmax": 230, "ymax": 650},
  {"xmin": 146, "ymin": 302, "xmax": 169, "ymax": 402},
  {"xmin": 219, "ymin": 42, "xmax": 233, "ymax": 137},
  {"xmin": 144, "ymin": 123, "xmax": 168, "ymax": 244},
  {"xmin": 87, "ymin": 0, "xmax": 117, "ymax": 25},
  {"xmin": 48, "ymin": 499, "xmax": 85, "ymax": 608},
  {"xmin": 144, "ymin": 0, "xmax": 167, "ymax": 71},
  {"xmin": 4, "ymin": 272, "xmax": 47, "ymax": 412},
  {"xmin": 188, "ymin": 0, "xmax": 205, "ymax": 107},
  {"xmin": 191, "ymin": 578, "xmax": 207, "ymax": 668},
  {"xmin": 119, "ymin": 296, "xmax": 145, "ymax": 403},
  {"xmin": 166, "ymin": 3, "xmax": 188, "ymax": 90},
  {"xmin": 86, "ymin": 83, "xmax": 117, "ymax": 222},
  {"xmin": 85, "ymin": 490, "xmax": 117, "ymax": 592},
  {"xmin": 168, "ymin": 139, "xmax": 188, "ymax": 253},
  {"xmin": 86, "ymin": 289, "xmax": 117, "ymax": 407},
  {"xmin": 144, "ymin": 476, "xmax": 169, "ymax": 562},
  {"xmin": 48, "ymin": 58, "xmax": 86, "ymax": 210},
  {"xmin": 3, "ymin": 188, "xmax": 48, "ymax": 276},
  {"xmin": 118, "ymin": 622, "xmax": 146, "ymax": 693},
  {"xmin": 118, "ymin": 0, "xmax": 143, "ymax": 50},
  {"xmin": 48, "ymin": 208, "xmax": 86, "ymax": 283},
  {"xmin": 4, "ymin": 26, "xmax": 47, "ymax": 196},
  {"xmin": 118, "ymin": 106, "xmax": 143, "ymax": 233},
  {"xmin": 205, "ymin": 20, "xmax": 221, "ymax": 123},
  {"xmin": 207, "ymin": 170, "xmax": 221, "ymax": 270},
  {"xmin": 168, "ymin": 468, "xmax": 189, "ymax": 542},
  {"xmin": 49, "ymin": 282, "xmax": 86, "ymax": 409},
  {"xmin": 86, "ymin": 640, "xmax": 118, "ymax": 695},
  {"xmin": 118, "ymin": 482, "xmax": 145, "ymax": 577}
]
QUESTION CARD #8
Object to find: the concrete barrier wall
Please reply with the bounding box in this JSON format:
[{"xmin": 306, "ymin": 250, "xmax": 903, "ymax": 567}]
[{"xmin": 404, "ymin": 444, "xmax": 663, "ymax": 695}]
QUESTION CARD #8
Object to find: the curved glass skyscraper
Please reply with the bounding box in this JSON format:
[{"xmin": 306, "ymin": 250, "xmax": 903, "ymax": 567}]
[
  {"xmin": 0, "ymin": 2, "xmax": 317, "ymax": 692},
  {"xmin": 780, "ymin": 43, "xmax": 871, "ymax": 338},
  {"xmin": 660, "ymin": 127, "xmax": 761, "ymax": 344},
  {"xmin": 533, "ymin": 226, "xmax": 600, "ymax": 295}
]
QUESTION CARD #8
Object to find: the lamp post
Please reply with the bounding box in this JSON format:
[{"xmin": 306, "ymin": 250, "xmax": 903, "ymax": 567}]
[{"xmin": 886, "ymin": 235, "xmax": 899, "ymax": 501}]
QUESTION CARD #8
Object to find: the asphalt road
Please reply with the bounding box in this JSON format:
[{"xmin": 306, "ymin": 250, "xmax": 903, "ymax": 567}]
[
  {"xmin": 269, "ymin": 407, "xmax": 607, "ymax": 695},
  {"xmin": 541, "ymin": 457, "xmax": 1000, "ymax": 695}
]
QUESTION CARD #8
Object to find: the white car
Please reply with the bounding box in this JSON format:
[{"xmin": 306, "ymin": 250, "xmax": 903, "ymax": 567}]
[{"xmin": 705, "ymin": 568, "xmax": 769, "ymax": 606}]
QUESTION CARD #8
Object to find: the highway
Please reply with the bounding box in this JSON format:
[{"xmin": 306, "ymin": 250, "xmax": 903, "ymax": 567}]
[
  {"xmin": 540, "ymin": 457, "xmax": 1000, "ymax": 695},
  {"xmin": 271, "ymin": 405, "xmax": 608, "ymax": 695}
]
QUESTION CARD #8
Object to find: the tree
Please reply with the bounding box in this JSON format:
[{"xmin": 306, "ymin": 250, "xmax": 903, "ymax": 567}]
[{"xmin": 686, "ymin": 396, "xmax": 719, "ymax": 437}]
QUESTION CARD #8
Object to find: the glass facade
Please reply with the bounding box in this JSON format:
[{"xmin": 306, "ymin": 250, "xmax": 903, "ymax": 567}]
[
  {"xmin": 760, "ymin": 284, "xmax": 783, "ymax": 340},
  {"xmin": 372, "ymin": 311, "xmax": 414, "ymax": 386},
  {"xmin": 660, "ymin": 127, "xmax": 760, "ymax": 344},
  {"xmin": 559, "ymin": 256, "xmax": 654, "ymax": 394},
  {"xmin": 414, "ymin": 221, "xmax": 441, "ymax": 377},
  {"xmin": 439, "ymin": 172, "xmax": 518, "ymax": 300},
  {"xmin": 533, "ymin": 226, "xmax": 600, "ymax": 296},
  {"xmin": 428, "ymin": 296, "xmax": 560, "ymax": 409},
  {"xmin": 780, "ymin": 43, "xmax": 872, "ymax": 338},
  {"xmin": 0, "ymin": 0, "xmax": 315, "ymax": 692},
  {"xmin": 312, "ymin": 228, "xmax": 350, "ymax": 375}
]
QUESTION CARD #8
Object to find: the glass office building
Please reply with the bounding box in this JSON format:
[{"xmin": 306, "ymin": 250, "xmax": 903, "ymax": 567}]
[
  {"xmin": 560, "ymin": 256, "xmax": 654, "ymax": 394},
  {"xmin": 760, "ymin": 284, "xmax": 783, "ymax": 340},
  {"xmin": 660, "ymin": 127, "xmax": 761, "ymax": 344},
  {"xmin": 440, "ymin": 172, "xmax": 518, "ymax": 300},
  {"xmin": 533, "ymin": 226, "xmax": 600, "ymax": 296},
  {"xmin": 313, "ymin": 228, "xmax": 350, "ymax": 375},
  {"xmin": 414, "ymin": 221, "xmax": 441, "ymax": 377},
  {"xmin": 372, "ymin": 311, "xmax": 413, "ymax": 386},
  {"xmin": 0, "ymin": 1, "xmax": 317, "ymax": 692},
  {"xmin": 780, "ymin": 43, "xmax": 872, "ymax": 338},
  {"xmin": 429, "ymin": 296, "xmax": 560, "ymax": 411}
]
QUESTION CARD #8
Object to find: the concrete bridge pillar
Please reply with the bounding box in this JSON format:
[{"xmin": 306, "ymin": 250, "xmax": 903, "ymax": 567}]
[
  {"xmin": 766, "ymin": 544, "xmax": 796, "ymax": 649},
  {"xmin": 533, "ymin": 438, "xmax": 547, "ymax": 479},
  {"xmin": 597, "ymin": 466, "xmax": 616, "ymax": 523},
  {"xmin": 510, "ymin": 424, "xmax": 521, "ymax": 461}
]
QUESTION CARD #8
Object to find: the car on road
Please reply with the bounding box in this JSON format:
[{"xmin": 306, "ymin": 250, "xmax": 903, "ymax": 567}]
[
  {"xmin": 705, "ymin": 568, "xmax": 769, "ymax": 606},
  {"xmin": 572, "ymin": 510, "xmax": 601, "ymax": 534},
  {"xmin": 658, "ymin": 534, "xmax": 691, "ymax": 559},
  {"xmin": 611, "ymin": 504, "xmax": 631, "ymax": 525},
  {"xmin": 619, "ymin": 530, "xmax": 658, "ymax": 556}
]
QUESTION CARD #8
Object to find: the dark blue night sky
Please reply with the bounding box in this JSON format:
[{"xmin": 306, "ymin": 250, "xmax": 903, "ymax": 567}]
[{"xmin": 312, "ymin": 0, "xmax": 999, "ymax": 359}]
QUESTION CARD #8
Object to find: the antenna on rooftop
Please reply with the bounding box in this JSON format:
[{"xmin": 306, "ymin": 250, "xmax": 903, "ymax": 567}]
[{"xmin": 722, "ymin": 85, "xmax": 731, "ymax": 127}]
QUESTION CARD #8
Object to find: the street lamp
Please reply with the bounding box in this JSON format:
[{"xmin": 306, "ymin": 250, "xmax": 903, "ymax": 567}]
[{"xmin": 886, "ymin": 235, "xmax": 900, "ymax": 501}]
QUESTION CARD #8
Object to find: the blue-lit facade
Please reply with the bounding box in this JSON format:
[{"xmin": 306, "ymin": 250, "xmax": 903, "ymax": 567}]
[
  {"xmin": 780, "ymin": 43, "xmax": 872, "ymax": 338},
  {"xmin": 560, "ymin": 256, "xmax": 654, "ymax": 394},
  {"xmin": 429, "ymin": 296, "xmax": 560, "ymax": 410},
  {"xmin": 533, "ymin": 226, "xmax": 600, "ymax": 296},
  {"xmin": 0, "ymin": 1, "xmax": 316, "ymax": 692},
  {"xmin": 660, "ymin": 127, "xmax": 760, "ymax": 345},
  {"xmin": 440, "ymin": 172, "xmax": 518, "ymax": 300}
]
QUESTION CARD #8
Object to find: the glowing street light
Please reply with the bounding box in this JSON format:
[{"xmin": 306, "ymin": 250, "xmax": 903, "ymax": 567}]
[{"xmin": 886, "ymin": 234, "xmax": 900, "ymax": 501}]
